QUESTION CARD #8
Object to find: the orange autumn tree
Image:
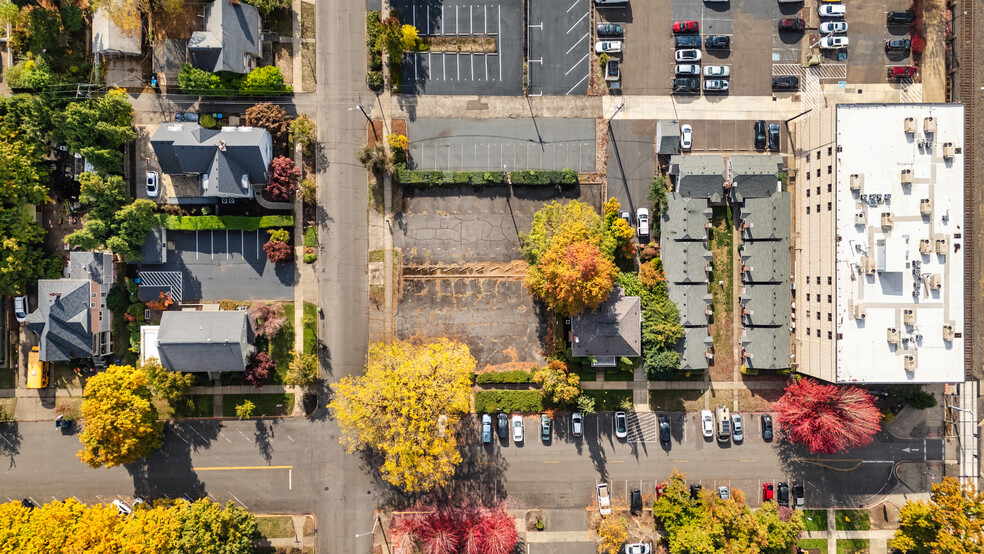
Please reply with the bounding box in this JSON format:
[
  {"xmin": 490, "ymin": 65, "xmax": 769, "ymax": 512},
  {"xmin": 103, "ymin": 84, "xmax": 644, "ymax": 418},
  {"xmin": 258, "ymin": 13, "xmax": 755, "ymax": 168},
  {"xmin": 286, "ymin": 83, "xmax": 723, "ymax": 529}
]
[{"xmin": 525, "ymin": 228, "xmax": 617, "ymax": 316}]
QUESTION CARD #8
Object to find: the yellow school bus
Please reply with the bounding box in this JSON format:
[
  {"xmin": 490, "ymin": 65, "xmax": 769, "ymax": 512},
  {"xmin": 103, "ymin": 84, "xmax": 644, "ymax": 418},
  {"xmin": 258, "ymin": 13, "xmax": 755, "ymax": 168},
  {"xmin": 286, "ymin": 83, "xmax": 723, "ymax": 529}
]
[{"xmin": 27, "ymin": 346, "xmax": 48, "ymax": 389}]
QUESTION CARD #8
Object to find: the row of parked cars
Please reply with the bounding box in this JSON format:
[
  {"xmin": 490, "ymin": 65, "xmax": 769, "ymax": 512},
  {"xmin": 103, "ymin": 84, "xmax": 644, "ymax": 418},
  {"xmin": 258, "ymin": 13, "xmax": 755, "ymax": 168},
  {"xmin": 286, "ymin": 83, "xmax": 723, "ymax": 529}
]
[
  {"xmin": 480, "ymin": 412, "xmax": 587, "ymax": 444},
  {"xmin": 885, "ymin": 9, "xmax": 917, "ymax": 79},
  {"xmin": 671, "ymin": 21, "xmax": 732, "ymax": 94}
]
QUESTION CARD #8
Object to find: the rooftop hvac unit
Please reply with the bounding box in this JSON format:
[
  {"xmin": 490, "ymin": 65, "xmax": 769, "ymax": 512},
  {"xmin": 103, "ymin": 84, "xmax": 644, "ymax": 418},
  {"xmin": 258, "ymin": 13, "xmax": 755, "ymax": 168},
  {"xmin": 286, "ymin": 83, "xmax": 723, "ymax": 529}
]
[
  {"xmin": 904, "ymin": 352, "xmax": 918, "ymax": 371},
  {"xmin": 900, "ymin": 169, "xmax": 913, "ymax": 185},
  {"xmin": 850, "ymin": 173, "xmax": 864, "ymax": 191},
  {"xmin": 935, "ymin": 237, "xmax": 948, "ymax": 255},
  {"xmin": 943, "ymin": 142, "xmax": 955, "ymax": 159},
  {"xmin": 862, "ymin": 256, "xmax": 877, "ymax": 275},
  {"xmin": 887, "ymin": 327, "xmax": 901, "ymax": 345},
  {"xmin": 903, "ymin": 309, "xmax": 916, "ymax": 326},
  {"xmin": 927, "ymin": 274, "xmax": 942, "ymax": 289},
  {"xmin": 919, "ymin": 239, "xmax": 932, "ymax": 255},
  {"xmin": 903, "ymin": 117, "xmax": 916, "ymax": 134},
  {"xmin": 881, "ymin": 212, "xmax": 895, "ymax": 229},
  {"xmin": 855, "ymin": 211, "xmax": 867, "ymax": 226},
  {"xmin": 924, "ymin": 117, "xmax": 936, "ymax": 134},
  {"xmin": 852, "ymin": 304, "xmax": 866, "ymax": 320},
  {"xmin": 919, "ymin": 198, "xmax": 933, "ymax": 215},
  {"xmin": 943, "ymin": 321, "xmax": 956, "ymax": 342}
]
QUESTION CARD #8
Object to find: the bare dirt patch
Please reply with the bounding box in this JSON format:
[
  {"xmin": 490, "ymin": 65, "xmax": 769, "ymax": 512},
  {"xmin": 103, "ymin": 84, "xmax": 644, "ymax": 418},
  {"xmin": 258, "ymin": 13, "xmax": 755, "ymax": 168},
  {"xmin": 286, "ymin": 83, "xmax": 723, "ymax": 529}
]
[
  {"xmin": 650, "ymin": 389, "xmax": 706, "ymax": 412},
  {"xmin": 868, "ymin": 502, "xmax": 901, "ymax": 530},
  {"xmin": 302, "ymin": 43, "xmax": 316, "ymax": 91},
  {"xmin": 736, "ymin": 387, "xmax": 784, "ymax": 412},
  {"xmin": 918, "ymin": 0, "xmax": 945, "ymax": 101},
  {"xmin": 425, "ymin": 36, "xmax": 496, "ymax": 52},
  {"xmin": 596, "ymin": 118, "xmax": 609, "ymax": 178},
  {"xmin": 275, "ymin": 44, "xmax": 293, "ymax": 86},
  {"xmin": 707, "ymin": 207, "xmax": 735, "ymax": 383}
]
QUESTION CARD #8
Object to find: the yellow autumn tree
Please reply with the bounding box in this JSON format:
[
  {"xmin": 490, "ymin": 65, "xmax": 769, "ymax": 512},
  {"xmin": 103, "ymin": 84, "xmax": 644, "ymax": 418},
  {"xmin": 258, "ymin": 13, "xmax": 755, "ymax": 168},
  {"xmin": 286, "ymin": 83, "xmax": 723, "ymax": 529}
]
[
  {"xmin": 78, "ymin": 364, "xmax": 164, "ymax": 468},
  {"xmin": 328, "ymin": 339, "xmax": 476, "ymax": 492},
  {"xmin": 597, "ymin": 515, "xmax": 628, "ymax": 554},
  {"xmin": 891, "ymin": 477, "xmax": 984, "ymax": 553},
  {"xmin": 525, "ymin": 226, "xmax": 617, "ymax": 316}
]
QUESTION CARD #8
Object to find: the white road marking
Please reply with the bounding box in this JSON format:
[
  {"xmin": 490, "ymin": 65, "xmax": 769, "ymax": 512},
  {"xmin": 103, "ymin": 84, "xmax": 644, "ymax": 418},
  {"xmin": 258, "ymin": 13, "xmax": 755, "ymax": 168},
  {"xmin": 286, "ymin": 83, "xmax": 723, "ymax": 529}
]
[
  {"xmin": 216, "ymin": 430, "xmax": 233, "ymax": 443},
  {"xmin": 565, "ymin": 52, "xmax": 589, "ymax": 75},
  {"xmin": 226, "ymin": 229, "xmax": 230, "ymax": 259},
  {"xmin": 568, "ymin": 0, "xmax": 581, "ymax": 12},
  {"xmin": 229, "ymin": 492, "xmax": 248, "ymax": 509},
  {"xmin": 499, "ymin": 6, "xmax": 502, "ymax": 81},
  {"xmin": 289, "ymin": 468, "xmax": 292, "ymax": 490},
  {"xmin": 566, "ymin": 33, "xmax": 588, "ymax": 55},
  {"xmin": 210, "ymin": 230, "xmax": 214, "ymax": 260},
  {"xmin": 566, "ymin": 73, "xmax": 589, "ymax": 95},
  {"xmin": 287, "ymin": 434, "xmax": 294, "ymax": 442},
  {"xmin": 237, "ymin": 429, "xmax": 252, "ymax": 443},
  {"xmin": 195, "ymin": 230, "xmax": 199, "ymax": 259},
  {"xmin": 567, "ymin": 11, "xmax": 588, "ymax": 34}
]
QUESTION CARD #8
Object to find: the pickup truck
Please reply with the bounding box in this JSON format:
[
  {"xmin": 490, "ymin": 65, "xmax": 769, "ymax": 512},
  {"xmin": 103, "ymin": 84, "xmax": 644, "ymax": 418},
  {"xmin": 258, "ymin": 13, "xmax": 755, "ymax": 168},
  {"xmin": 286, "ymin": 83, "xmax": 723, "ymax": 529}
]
[{"xmin": 597, "ymin": 483, "xmax": 612, "ymax": 515}]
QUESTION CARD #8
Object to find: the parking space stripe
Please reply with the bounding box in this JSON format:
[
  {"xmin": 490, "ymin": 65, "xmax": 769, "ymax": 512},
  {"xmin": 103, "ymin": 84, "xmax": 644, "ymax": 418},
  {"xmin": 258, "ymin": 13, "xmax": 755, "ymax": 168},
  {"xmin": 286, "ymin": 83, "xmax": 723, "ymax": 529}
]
[
  {"xmin": 565, "ymin": 52, "xmax": 588, "ymax": 75},
  {"xmin": 567, "ymin": 0, "xmax": 579, "ymax": 12},
  {"xmin": 195, "ymin": 230, "xmax": 199, "ymax": 259},
  {"xmin": 567, "ymin": 11, "xmax": 588, "ymax": 34},
  {"xmin": 566, "ymin": 33, "xmax": 588, "ymax": 55}
]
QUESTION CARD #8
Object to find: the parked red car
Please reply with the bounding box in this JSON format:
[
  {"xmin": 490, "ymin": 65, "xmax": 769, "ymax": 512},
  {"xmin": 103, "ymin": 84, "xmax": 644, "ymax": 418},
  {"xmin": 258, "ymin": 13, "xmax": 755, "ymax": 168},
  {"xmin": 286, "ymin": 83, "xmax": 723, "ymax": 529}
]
[
  {"xmin": 888, "ymin": 66, "xmax": 917, "ymax": 78},
  {"xmin": 673, "ymin": 20, "xmax": 699, "ymax": 33},
  {"xmin": 656, "ymin": 483, "xmax": 666, "ymax": 499},
  {"xmin": 762, "ymin": 483, "xmax": 774, "ymax": 501}
]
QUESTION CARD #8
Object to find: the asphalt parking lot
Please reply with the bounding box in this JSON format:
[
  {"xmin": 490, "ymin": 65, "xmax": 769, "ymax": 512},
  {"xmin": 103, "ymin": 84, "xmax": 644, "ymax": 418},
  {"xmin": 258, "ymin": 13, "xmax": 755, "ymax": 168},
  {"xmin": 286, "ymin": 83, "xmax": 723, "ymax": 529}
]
[
  {"xmin": 843, "ymin": 0, "xmax": 915, "ymax": 84},
  {"xmin": 407, "ymin": 118, "xmax": 596, "ymax": 171},
  {"xmin": 528, "ymin": 0, "xmax": 592, "ymax": 95},
  {"xmin": 606, "ymin": 119, "xmax": 655, "ymax": 228},
  {"xmin": 394, "ymin": 0, "xmax": 524, "ymax": 94},
  {"xmin": 678, "ymin": 118, "xmax": 789, "ymax": 152},
  {"xmin": 396, "ymin": 278, "xmax": 547, "ymax": 368},
  {"xmin": 138, "ymin": 229, "xmax": 294, "ymax": 302}
]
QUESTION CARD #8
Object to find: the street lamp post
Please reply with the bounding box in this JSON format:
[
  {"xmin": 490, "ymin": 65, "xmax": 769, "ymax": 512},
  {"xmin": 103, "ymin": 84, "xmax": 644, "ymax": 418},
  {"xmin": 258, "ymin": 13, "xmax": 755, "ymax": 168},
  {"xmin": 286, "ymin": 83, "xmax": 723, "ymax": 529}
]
[{"xmin": 350, "ymin": 104, "xmax": 378, "ymax": 140}]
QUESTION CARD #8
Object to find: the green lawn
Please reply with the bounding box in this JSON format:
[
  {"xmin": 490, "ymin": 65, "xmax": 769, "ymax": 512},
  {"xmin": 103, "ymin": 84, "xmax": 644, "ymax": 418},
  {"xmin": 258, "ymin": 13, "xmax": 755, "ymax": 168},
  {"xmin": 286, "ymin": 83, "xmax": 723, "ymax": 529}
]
[
  {"xmin": 603, "ymin": 369, "xmax": 634, "ymax": 381},
  {"xmin": 223, "ymin": 393, "xmax": 295, "ymax": 417},
  {"xmin": 303, "ymin": 302, "xmax": 318, "ymax": 355},
  {"xmin": 797, "ymin": 539, "xmax": 828, "ymax": 552},
  {"xmin": 581, "ymin": 390, "xmax": 632, "ymax": 412},
  {"xmin": 256, "ymin": 515, "xmax": 295, "ymax": 539},
  {"xmin": 834, "ymin": 509, "xmax": 870, "ymax": 531},
  {"xmin": 0, "ymin": 368, "xmax": 14, "ymax": 389},
  {"xmin": 710, "ymin": 205, "xmax": 734, "ymax": 311},
  {"xmin": 836, "ymin": 538, "xmax": 869, "ymax": 554},
  {"xmin": 575, "ymin": 368, "xmax": 597, "ymax": 382},
  {"xmin": 802, "ymin": 509, "xmax": 829, "ymax": 531},
  {"xmin": 171, "ymin": 395, "xmax": 214, "ymax": 418}
]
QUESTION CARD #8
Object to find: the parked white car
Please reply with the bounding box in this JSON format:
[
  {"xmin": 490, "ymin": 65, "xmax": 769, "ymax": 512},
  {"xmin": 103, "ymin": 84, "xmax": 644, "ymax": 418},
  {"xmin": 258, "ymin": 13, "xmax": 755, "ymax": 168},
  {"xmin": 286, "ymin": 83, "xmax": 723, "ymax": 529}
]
[
  {"xmin": 511, "ymin": 414, "xmax": 524, "ymax": 442},
  {"xmin": 675, "ymin": 64, "xmax": 701, "ymax": 75},
  {"xmin": 681, "ymin": 124, "xmax": 693, "ymax": 150},
  {"xmin": 636, "ymin": 208, "xmax": 650, "ymax": 237},
  {"xmin": 595, "ymin": 41, "xmax": 623, "ymax": 54},
  {"xmin": 819, "ymin": 36, "xmax": 849, "ymax": 49},
  {"xmin": 13, "ymin": 295, "xmax": 28, "ymax": 322},
  {"xmin": 701, "ymin": 409, "xmax": 714, "ymax": 438},
  {"xmin": 145, "ymin": 171, "xmax": 159, "ymax": 198},
  {"xmin": 703, "ymin": 65, "xmax": 730, "ymax": 77},
  {"xmin": 731, "ymin": 414, "xmax": 744, "ymax": 442},
  {"xmin": 818, "ymin": 4, "xmax": 846, "ymax": 17},
  {"xmin": 819, "ymin": 21, "xmax": 848, "ymax": 34},
  {"xmin": 675, "ymin": 49, "xmax": 702, "ymax": 62}
]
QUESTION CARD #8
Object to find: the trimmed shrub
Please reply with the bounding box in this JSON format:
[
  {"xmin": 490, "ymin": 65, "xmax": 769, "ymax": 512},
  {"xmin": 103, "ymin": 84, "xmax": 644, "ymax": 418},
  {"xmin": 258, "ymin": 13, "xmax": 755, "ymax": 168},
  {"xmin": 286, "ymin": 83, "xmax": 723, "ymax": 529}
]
[
  {"xmin": 303, "ymin": 253, "xmax": 317, "ymax": 264},
  {"xmin": 474, "ymin": 369, "xmax": 534, "ymax": 384},
  {"xmin": 474, "ymin": 390, "xmax": 543, "ymax": 413},
  {"xmin": 159, "ymin": 215, "xmax": 294, "ymax": 231},
  {"xmin": 509, "ymin": 169, "xmax": 578, "ymax": 186},
  {"xmin": 395, "ymin": 167, "xmax": 575, "ymax": 187},
  {"xmin": 367, "ymin": 71, "xmax": 383, "ymax": 91},
  {"xmin": 303, "ymin": 226, "xmax": 318, "ymax": 248}
]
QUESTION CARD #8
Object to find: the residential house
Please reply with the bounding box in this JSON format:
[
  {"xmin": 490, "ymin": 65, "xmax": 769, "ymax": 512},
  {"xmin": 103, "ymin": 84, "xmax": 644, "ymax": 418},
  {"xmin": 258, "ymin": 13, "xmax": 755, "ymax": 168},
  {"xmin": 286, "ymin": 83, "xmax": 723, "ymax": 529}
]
[
  {"xmin": 188, "ymin": 0, "xmax": 262, "ymax": 74},
  {"xmin": 25, "ymin": 252, "xmax": 115, "ymax": 363},
  {"xmin": 92, "ymin": 7, "xmax": 142, "ymax": 57},
  {"xmin": 153, "ymin": 311, "xmax": 255, "ymax": 376},
  {"xmin": 571, "ymin": 287, "xmax": 642, "ymax": 367}
]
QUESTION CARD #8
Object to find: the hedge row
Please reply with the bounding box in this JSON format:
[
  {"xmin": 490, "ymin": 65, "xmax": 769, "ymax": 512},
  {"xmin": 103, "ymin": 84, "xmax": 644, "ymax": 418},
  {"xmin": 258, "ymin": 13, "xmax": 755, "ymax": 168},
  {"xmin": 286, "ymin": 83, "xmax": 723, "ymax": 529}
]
[
  {"xmin": 474, "ymin": 369, "xmax": 534, "ymax": 384},
  {"xmin": 159, "ymin": 215, "xmax": 294, "ymax": 231},
  {"xmin": 396, "ymin": 167, "xmax": 578, "ymax": 187},
  {"xmin": 474, "ymin": 390, "xmax": 543, "ymax": 413}
]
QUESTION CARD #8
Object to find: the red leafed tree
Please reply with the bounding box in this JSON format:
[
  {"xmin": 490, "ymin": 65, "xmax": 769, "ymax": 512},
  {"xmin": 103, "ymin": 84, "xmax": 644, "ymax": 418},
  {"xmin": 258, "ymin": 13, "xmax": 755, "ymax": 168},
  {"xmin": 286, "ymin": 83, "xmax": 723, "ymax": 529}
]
[
  {"xmin": 248, "ymin": 301, "xmax": 286, "ymax": 339},
  {"xmin": 245, "ymin": 351, "xmax": 275, "ymax": 388},
  {"xmin": 390, "ymin": 512, "xmax": 423, "ymax": 554},
  {"xmin": 419, "ymin": 511, "xmax": 460, "ymax": 554},
  {"xmin": 263, "ymin": 239, "xmax": 293, "ymax": 264},
  {"xmin": 459, "ymin": 509, "xmax": 484, "ymax": 554},
  {"xmin": 773, "ymin": 378, "xmax": 881, "ymax": 454},
  {"xmin": 265, "ymin": 156, "xmax": 301, "ymax": 201},
  {"xmin": 476, "ymin": 507, "xmax": 519, "ymax": 554}
]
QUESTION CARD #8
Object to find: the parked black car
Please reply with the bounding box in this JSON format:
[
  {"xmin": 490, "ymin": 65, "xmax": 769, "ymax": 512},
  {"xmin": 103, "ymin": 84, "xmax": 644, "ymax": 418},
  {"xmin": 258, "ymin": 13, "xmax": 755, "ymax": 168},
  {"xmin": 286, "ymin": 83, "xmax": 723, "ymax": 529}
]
[
  {"xmin": 672, "ymin": 77, "xmax": 700, "ymax": 94},
  {"xmin": 597, "ymin": 23, "xmax": 623, "ymax": 36},
  {"xmin": 675, "ymin": 35, "xmax": 701, "ymax": 49},
  {"xmin": 768, "ymin": 123, "xmax": 780, "ymax": 151},
  {"xmin": 761, "ymin": 414, "xmax": 774, "ymax": 441},
  {"xmin": 777, "ymin": 482, "xmax": 790, "ymax": 507},
  {"xmin": 887, "ymin": 10, "xmax": 915, "ymax": 24},
  {"xmin": 690, "ymin": 484, "xmax": 703, "ymax": 500},
  {"xmin": 754, "ymin": 120, "xmax": 767, "ymax": 149},
  {"xmin": 630, "ymin": 489, "xmax": 643, "ymax": 515},
  {"xmin": 659, "ymin": 415, "xmax": 671, "ymax": 443},
  {"xmin": 885, "ymin": 38, "xmax": 912, "ymax": 51},
  {"xmin": 704, "ymin": 35, "xmax": 730, "ymax": 49},
  {"xmin": 772, "ymin": 75, "xmax": 800, "ymax": 90},
  {"xmin": 497, "ymin": 413, "xmax": 508, "ymax": 439}
]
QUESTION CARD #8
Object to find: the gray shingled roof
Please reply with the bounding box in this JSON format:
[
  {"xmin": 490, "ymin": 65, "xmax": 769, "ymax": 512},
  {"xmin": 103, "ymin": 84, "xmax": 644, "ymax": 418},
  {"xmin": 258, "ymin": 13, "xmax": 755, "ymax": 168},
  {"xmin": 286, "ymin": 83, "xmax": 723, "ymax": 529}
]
[
  {"xmin": 662, "ymin": 194, "xmax": 711, "ymax": 242},
  {"xmin": 571, "ymin": 287, "xmax": 642, "ymax": 358},
  {"xmin": 25, "ymin": 280, "xmax": 92, "ymax": 362},
  {"xmin": 729, "ymin": 155, "xmax": 783, "ymax": 203},
  {"xmin": 668, "ymin": 283, "xmax": 711, "ymax": 327},
  {"xmin": 657, "ymin": 120, "xmax": 680, "ymax": 155},
  {"xmin": 669, "ymin": 155, "xmax": 727, "ymax": 202},
  {"xmin": 92, "ymin": 7, "xmax": 141, "ymax": 55},
  {"xmin": 68, "ymin": 251, "xmax": 112, "ymax": 286},
  {"xmin": 151, "ymin": 123, "xmax": 272, "ymax": 198},
  {"xmin": 662, "ymin": 240, "xmax": 711, "ymax": 284},
  {"xmin": 677, "ymin": 326, "xmax": 712, "ymax": 371},
  {"xmin": 740, "ymin": 241, "xmax": 789, "ymax": 284},
  {"xmin": 188, "ymin": 0, "xmax": 262, "ymax": 74},
  {"xmin": 141, "ymin": 227, "xmax": 167, "ymax": 265},
  {"xmin": 157, "ymin": 311, "xmax": 254, "ymax": 372},
  {"xmin": 740, "ymin": 283, "xmax": 791, "ymax": 327},
  {"xmin": 741, "ymin": 327, "xmax": 791, "ymax": 371},
  {"xmin": 740, "ymin": 193, "xmax": 790, "ymax": 242}
]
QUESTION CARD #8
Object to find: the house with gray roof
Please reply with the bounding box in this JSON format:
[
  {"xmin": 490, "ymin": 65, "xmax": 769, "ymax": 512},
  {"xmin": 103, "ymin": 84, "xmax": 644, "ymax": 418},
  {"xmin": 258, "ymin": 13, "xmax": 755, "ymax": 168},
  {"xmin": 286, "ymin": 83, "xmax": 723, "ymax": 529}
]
[
  {"xmin": 571, "ymin": 287, "xmax": 642, "ymax": 366},
  {"xmin": 151, "ymin": 123, "xmax": 272, "ymax": 200},
  {"xmin": 740, "ymin": 241, "xmax": 789, "ymax": 284},
  {"xmin": 25, "ymin": 252, "xmax": 115, "ymax": 362},
  {"xmin": 668, "ymin": 155, "xmax": 727, "ymax": 203},
  {"xmin": 740, "ymin": 283, "xmax": 791, "ymax": 327},
  {"xmin": 741, "ymin": 326, "xmax": 791, "ymax": 371},
  {"xmin": 740, "ymin": 193, "xmax": 790, "ymax": 242},
  {"xmin": 188, "ymin": 0, "xmax": 262, "ymax": 74},
  {"xmin": 155, "ymin": 310, "xmax": 255, "ymax": 375},
  {"xmin": 92, "ymin": 7, "xmax": 141, "ymax": 56},
  {"xmin": 662, "ymin": 240, "xmax": 711, "ymax": 284},
  {"xmin": 662, "ymin": 194, "xmax": 711, "ymax": 242},
  {"xmin": 677, "ymin": 327, "xmax": 712, "ymax": 371},
  {"xmin": 669, "ymin": 283, "xmax": 711, "ymax": 327},
  {"xmin": 728, "ymin": 155, "xmax": 784, "ymax": 203}
]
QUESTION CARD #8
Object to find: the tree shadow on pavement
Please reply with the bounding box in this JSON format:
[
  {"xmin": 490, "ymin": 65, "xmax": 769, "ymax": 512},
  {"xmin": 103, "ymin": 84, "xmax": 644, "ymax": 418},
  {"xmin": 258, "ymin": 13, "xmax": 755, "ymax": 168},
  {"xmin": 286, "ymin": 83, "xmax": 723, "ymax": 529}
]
[
  {"xmin": 0, "ymin": 422, "xmax": 22, "ymax": 469},
  {"xmin": 253, "ymin": 418, "xmax": 280, "ymax": 463},
  {"xmin": 126, "ymin": 421, "xmax": 219, "ymax": 500},
  {"xmin": 588, "ymin": 414, "xmax": 609, "ymax": 482}
]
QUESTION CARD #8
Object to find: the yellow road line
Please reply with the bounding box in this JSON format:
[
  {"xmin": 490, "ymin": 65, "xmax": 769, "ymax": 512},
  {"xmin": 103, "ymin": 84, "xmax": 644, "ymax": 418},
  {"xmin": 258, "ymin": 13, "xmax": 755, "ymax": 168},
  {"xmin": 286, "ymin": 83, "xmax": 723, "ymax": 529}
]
[
  {"xmin": 193, "ymin": 465, "xmax": 293, "ymax": 471},
  {"xmin": 673, "ymin": 460, "xmax": 690, "ymax": 463},
  {"xmin": 544, "ymin": 461, "xmax": 561, "ymax": 464},
  {"xmin": 740, "ymin": 459, "xmax": 756, "ymax": 463},
  {"xmin": 610, "ymin": 460, "xmax": 625, "ymax": 463}
]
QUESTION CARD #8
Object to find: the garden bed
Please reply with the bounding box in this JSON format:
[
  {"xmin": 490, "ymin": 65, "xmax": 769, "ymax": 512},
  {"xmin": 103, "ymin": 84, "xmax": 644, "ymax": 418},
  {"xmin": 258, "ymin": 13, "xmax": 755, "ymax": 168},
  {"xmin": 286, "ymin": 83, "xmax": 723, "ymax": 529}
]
[
  {"xmin": 649, "ymin": 390, "xmax": 706, "ymax": 412},
  {"xmin": 474, "ymin": 390, "xmax": 543, "ymax": 413},
  {"xmin": 223, "ymin": 393, "xmax": 295, "ymax": 417},
  {"xmin": 581, "ymin": 390, "xmax": 631, "ymax": 412},
  {"xmin": 424, "ymin": 36, "xmax": 496, "ymax": 52},
  {"xmin": 303, "ymin": 302, "xmax": 318, "ymax": 355}
]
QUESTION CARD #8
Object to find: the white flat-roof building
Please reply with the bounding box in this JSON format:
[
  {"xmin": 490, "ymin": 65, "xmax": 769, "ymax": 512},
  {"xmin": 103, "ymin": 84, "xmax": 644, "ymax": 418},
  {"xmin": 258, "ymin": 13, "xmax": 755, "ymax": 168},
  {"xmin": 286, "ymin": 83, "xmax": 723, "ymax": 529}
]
[{"xmin": 793, "ymin": 103, "xmax": 965, "ymax": 384}]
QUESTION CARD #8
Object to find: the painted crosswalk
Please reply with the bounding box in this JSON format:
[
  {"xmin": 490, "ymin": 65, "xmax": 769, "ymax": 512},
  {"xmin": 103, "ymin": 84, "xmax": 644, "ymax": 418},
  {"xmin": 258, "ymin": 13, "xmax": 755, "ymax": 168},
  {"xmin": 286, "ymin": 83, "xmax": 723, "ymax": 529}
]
[
  {"xmin": 138, "ymin": 271, "xmax": 184, "ymax": 302},
  {"xmin": 625, "ymin": 413, "xmax": 657, "ymax": 442}
]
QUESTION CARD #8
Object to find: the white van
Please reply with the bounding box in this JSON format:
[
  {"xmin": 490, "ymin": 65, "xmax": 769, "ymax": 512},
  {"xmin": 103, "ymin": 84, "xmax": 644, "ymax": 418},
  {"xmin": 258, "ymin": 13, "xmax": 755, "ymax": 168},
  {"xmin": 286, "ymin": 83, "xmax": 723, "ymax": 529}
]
[{"xmin": 715, "ymin": 405, "xmax": 731, "ymax": 442}]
